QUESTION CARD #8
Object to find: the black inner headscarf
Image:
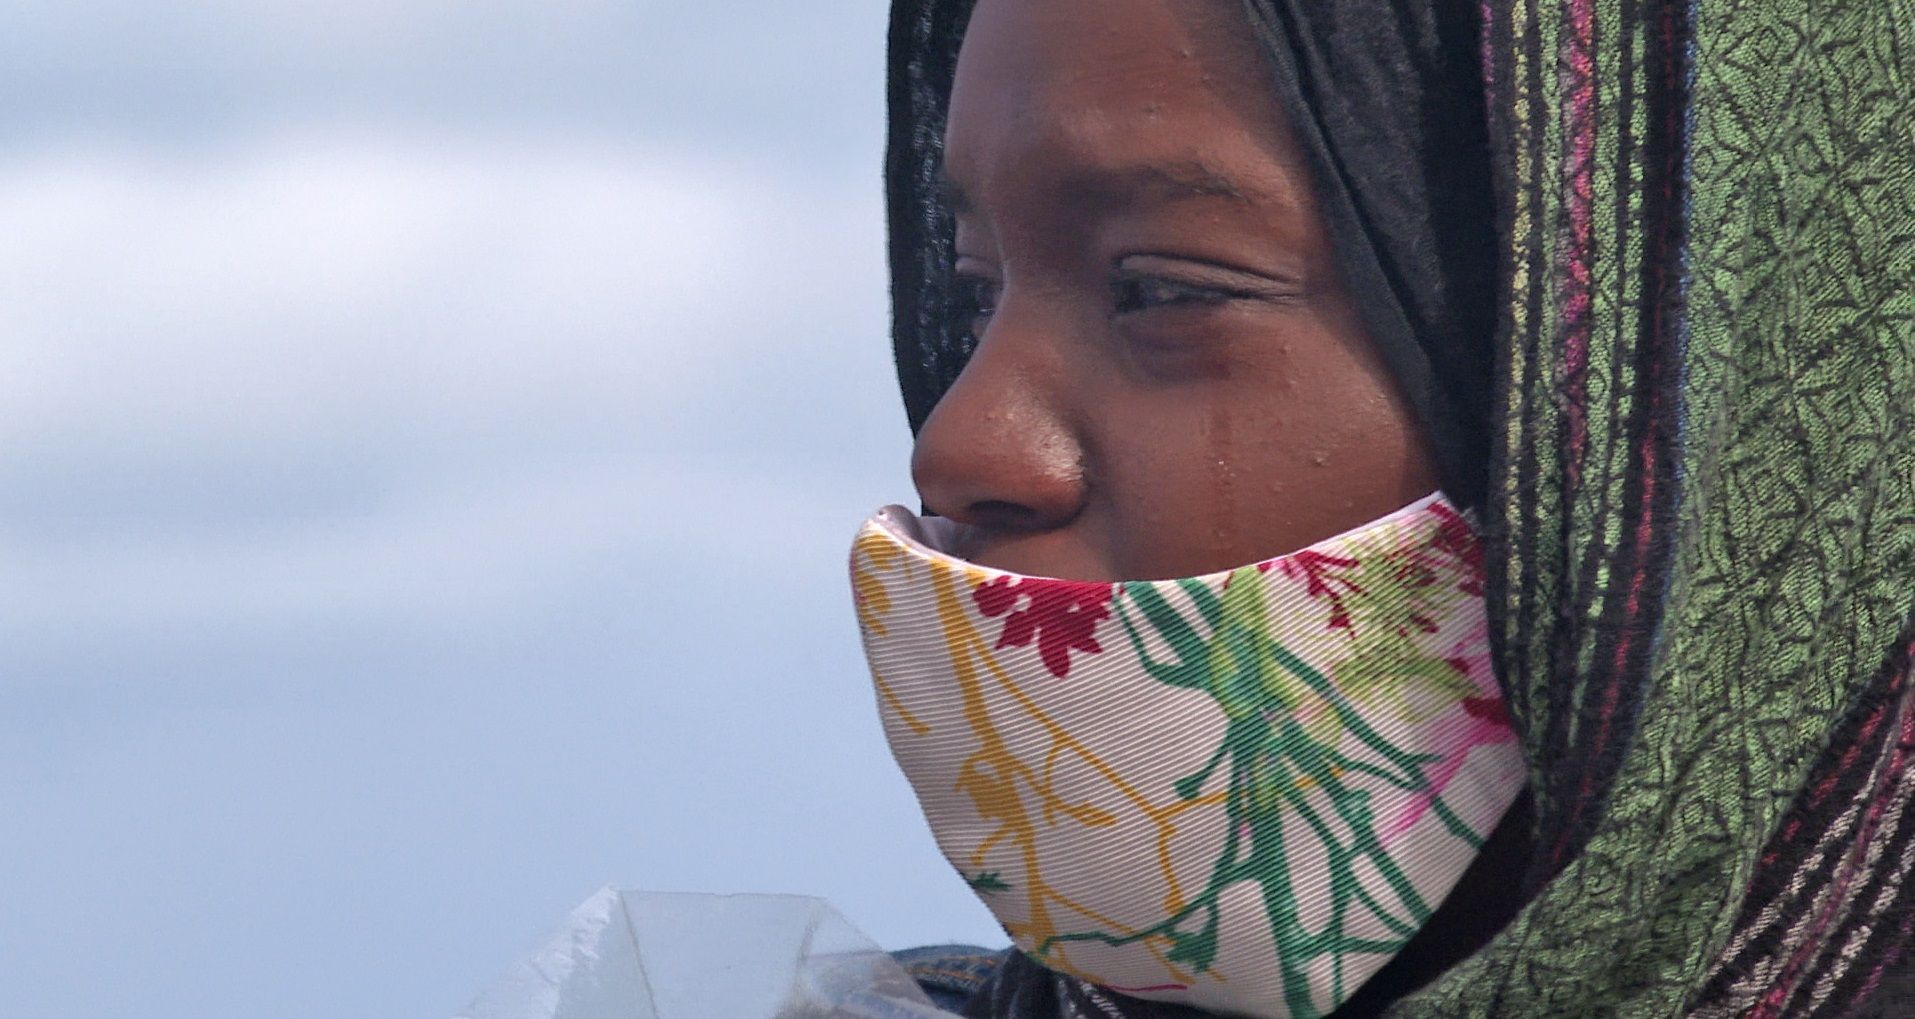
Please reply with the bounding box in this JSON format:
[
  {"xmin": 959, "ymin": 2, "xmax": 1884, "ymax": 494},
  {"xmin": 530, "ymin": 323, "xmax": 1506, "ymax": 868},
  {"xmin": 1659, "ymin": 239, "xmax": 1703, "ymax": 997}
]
[{"xmin": 885, "ymin": 0, "xmax": 1500, "ymax": 510}]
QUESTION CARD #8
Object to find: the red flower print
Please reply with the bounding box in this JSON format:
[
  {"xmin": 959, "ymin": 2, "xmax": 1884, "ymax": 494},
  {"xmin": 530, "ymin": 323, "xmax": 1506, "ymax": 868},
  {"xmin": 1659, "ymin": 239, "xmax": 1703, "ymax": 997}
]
[
  {"xmin": 1461, "ymin": 695, "xmax": 1512, "ymax": 727},
  {"xmin": 1275, "ymin": 550, "xmax": 1364, "ymax": 631},
  {"xmin": 972, "ymin": 575, "xmax": 1114, "ymax": 678},
  {"xmin": 1426, "ymin": 502, "xmax": 1485, "ymax": 596}
]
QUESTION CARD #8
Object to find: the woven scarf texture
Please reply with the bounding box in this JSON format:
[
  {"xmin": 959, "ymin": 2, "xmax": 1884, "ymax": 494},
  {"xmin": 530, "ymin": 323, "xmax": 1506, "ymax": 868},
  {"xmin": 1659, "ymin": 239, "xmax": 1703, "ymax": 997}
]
[{"xmin": 882, "ymin": 0, "xmax": 1915, "ymax": 1015}]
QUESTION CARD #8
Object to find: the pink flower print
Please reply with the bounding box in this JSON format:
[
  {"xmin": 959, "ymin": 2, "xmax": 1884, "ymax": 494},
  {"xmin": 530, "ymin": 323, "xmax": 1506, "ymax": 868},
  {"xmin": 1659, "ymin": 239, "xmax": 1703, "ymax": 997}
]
[
  {"xmin": 1380, "ymin": 628, "xmax": 1516, "ymax": 846},
  {"xmin": 972, "ymin": 575, "xmax": 1114, "ymax": 678}
]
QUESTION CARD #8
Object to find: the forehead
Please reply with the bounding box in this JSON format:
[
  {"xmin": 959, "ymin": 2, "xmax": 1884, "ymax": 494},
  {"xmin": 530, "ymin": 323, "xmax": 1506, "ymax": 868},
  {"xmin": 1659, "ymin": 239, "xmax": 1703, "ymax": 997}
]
[{"xmin": 943, "ymin": 0, "xmax": 1305, "ymax": 202}]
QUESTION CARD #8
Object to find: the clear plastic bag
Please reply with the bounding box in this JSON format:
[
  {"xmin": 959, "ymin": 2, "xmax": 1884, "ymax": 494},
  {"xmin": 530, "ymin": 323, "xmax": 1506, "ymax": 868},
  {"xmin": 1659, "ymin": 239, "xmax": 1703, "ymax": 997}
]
[{"xmin": 458, "ymin": 888, "xmax": 961, "ymax": 1019}]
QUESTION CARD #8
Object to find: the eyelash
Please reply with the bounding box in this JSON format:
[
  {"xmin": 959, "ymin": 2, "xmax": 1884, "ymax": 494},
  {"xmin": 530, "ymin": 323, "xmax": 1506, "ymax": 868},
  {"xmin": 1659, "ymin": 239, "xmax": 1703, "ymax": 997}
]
[
  {"xmin": 950, "ymin": 275, "xmax": 998, "ymax": 329},
  {"xmin": 1110, "ymin": 273, "xmax": 1242, "ymax": 314},
  {"xmin": 948, "ymin": 271, "xmax": 1245, "ymax": 339}
]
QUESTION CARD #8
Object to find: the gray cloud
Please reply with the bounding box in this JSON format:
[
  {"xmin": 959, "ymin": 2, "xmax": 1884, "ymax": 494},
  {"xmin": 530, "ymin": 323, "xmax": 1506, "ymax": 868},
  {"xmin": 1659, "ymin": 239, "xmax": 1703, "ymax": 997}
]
[
  {"xmin": 0, "ymin": 133, "xmax": 900, "ymax": 669},
  {"xmin": 0, "ymin": 7, "xmax": 999, "ymax": 1016},
  {"xmin": 0, "ymin": 2, "xmax": 888, "ymax": 154}
]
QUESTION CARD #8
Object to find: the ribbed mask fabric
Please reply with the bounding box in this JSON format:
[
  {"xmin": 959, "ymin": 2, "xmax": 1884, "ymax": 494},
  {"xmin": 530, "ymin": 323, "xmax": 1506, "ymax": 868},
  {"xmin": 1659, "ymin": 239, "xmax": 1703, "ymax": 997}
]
[{"xmin": 849, "ymin": 494, "xmax": 1526, "ymax": 1019}]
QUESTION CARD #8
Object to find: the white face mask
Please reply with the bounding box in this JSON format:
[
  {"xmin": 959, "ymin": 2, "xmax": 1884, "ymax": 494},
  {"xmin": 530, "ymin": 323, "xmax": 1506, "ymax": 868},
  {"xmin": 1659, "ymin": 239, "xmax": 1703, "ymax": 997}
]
[{"xmin": 849, "ymin": 493, "xmax": 1525, "ymax": 1019}]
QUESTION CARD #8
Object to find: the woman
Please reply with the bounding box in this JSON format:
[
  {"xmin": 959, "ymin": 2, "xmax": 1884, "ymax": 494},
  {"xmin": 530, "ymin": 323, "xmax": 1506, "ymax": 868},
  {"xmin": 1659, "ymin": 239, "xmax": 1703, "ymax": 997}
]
[{"xmin": 852, "ymin": 0, "xmax": 1914, "ymax": 1016}]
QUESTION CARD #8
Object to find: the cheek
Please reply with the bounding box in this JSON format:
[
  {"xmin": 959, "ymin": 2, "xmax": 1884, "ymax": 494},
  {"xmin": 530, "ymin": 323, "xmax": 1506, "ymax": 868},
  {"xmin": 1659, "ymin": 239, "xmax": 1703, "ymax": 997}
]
[
  {"xmin": 1084, "ymin": 321, "xmax": 1436, "ymax": 579},
  {"xmin": 1087, "ymin": 393, "xmax": 1311, "ymax": 579}
]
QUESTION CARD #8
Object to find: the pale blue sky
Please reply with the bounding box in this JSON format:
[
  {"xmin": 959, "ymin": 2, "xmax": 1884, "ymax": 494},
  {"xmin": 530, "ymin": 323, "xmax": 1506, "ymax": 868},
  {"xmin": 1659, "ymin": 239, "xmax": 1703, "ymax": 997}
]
[{"xmin": 0, "ymin": 4, "xmax": 1003, "ymax": 1016}]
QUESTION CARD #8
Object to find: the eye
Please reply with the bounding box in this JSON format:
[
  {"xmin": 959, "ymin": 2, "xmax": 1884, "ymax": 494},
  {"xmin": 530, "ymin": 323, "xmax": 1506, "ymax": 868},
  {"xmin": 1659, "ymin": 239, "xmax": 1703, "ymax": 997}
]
[
  {"xmin": 949, "ymin": 272, "xmax": 1000, "ymax": 341},
  {"xmin": 1109, "ymin": 256, "xmax": 1299, "ymax": 318},
  {"xmin": 1111, "ymin": 273, "xmax": 1236, "ymax": 314}
]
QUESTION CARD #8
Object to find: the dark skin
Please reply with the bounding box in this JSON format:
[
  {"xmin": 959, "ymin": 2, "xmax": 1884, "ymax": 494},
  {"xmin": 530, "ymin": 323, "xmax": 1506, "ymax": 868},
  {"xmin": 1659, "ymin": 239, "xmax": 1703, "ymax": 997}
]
[
  {"xmin": 915, "ymin": 0, "xmax": 1439, "ymax": 582},
  {"xmin": 910, "ymin": 0, "xmax": 1533, "ymax": 1013}
]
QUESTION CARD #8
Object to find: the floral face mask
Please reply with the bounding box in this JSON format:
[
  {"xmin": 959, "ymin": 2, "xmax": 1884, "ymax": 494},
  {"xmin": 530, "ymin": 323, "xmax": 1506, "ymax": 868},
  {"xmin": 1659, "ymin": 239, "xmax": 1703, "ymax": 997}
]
[{"xmin": 849, "ymin": 493, "xmax": 1526, "ymax": 1019}]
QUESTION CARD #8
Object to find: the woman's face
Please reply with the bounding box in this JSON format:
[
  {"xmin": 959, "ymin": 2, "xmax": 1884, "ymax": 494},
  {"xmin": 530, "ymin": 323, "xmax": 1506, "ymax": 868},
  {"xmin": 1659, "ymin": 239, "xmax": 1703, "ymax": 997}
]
[{"xmin": 914, "ymin": 0, "xmax": 1441, "ymax": 582}]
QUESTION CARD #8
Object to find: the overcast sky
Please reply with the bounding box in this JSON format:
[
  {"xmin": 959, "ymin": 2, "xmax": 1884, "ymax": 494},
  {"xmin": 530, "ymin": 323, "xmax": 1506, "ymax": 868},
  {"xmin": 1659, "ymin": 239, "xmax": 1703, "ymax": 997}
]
[{"xmin": 0, "ymin": 4, "xmax": 1004, "ymax": 1016}]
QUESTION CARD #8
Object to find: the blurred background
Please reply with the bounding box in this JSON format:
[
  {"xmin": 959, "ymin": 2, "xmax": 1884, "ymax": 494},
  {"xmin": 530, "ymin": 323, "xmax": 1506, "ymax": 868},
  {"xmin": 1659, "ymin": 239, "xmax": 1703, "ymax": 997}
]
[{"xmin": 0, "ymin": 3, "xmax": 1002, "ymax": 1016}]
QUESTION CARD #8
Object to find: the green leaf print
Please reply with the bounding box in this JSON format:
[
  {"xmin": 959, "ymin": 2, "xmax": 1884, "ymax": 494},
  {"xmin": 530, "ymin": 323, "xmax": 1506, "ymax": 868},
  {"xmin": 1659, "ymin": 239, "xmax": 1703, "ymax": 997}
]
[
  {"xmin": 966, "ymin": 871, "xmax": 1011, "ymax": 894},
  {"xmin": 1166, "ymin": 923, "xmax": 1219, "ymax": 971},
  {"xmin": 1064, "ymin": 563, "xmax": 1458, "ymax": 1019}
]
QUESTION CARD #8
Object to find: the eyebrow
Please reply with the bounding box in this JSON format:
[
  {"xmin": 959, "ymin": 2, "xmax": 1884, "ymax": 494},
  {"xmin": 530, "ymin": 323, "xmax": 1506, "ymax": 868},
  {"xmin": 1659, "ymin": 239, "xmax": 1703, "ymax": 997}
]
[{"xmin": 937, "ymin": 160, "xmax": 1258, "ymax": 217}]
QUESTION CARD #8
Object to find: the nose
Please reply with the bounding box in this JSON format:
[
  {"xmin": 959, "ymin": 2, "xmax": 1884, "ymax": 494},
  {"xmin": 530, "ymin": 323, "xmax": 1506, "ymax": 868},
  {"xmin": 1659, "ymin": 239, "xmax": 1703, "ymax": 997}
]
[{"xmin": 909, "ymin": 314, "xmax": 1087, "ymax": 534}]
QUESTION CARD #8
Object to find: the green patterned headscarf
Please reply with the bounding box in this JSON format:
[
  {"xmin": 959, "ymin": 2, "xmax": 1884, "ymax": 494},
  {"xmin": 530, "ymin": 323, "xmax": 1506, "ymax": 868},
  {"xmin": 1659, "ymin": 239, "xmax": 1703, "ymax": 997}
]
[
  {"xmin": 883, "ymin": 1, "xmax": 1914, "ymax": 1015},
  {"xmin": 1406, "ymin": 2, "xmax": 1914, "ymax": 1015}
]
